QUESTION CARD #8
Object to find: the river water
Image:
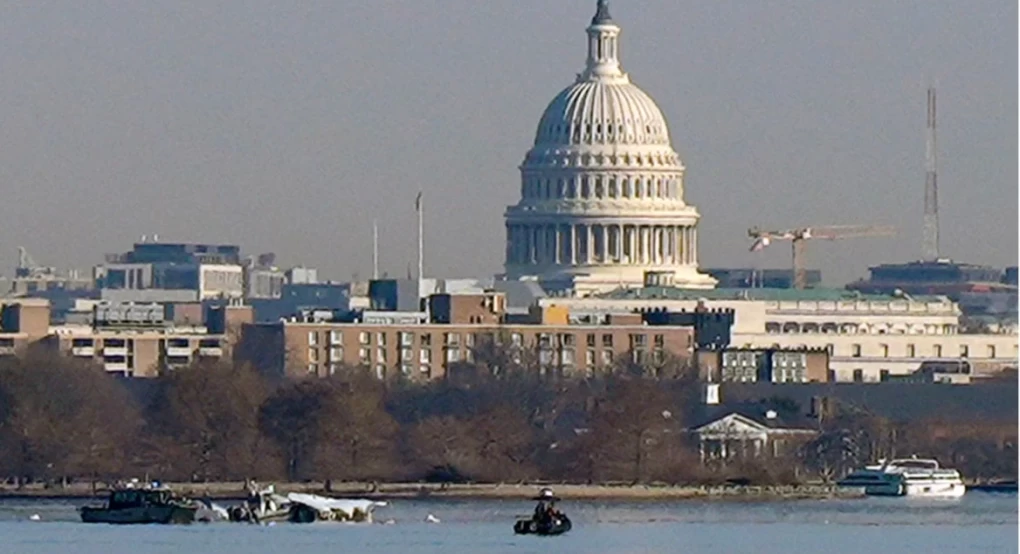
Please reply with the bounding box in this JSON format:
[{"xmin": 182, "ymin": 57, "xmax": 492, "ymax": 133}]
[{"xmin": 0, "ymin": 493, "xmax": 1015, "ymax": 554}]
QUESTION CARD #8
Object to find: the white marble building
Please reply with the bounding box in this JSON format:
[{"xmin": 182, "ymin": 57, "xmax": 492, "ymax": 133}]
[{"xmin": 503, "ymin": 1, "xmax": 716, "ymax": 293}]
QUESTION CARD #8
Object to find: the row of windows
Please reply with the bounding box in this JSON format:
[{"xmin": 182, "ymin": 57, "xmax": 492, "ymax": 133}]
[
  {"xmin": 308, "ymin": 330, "xmax": 671, "ymax": 350},
  {"xmin": 539, "ymin": 120, "xmax": 666, "ymax": 145},
  {"xmin": 521, "ymin": 175, "xmax": 679, "ymax": 201},
  {"xmin": 845, "ymin": 343, "xmax": 1002, "ymax": 359},
  {"xmin": 765, "ymin": 322, "xmax": 957, "ymax": 335}
]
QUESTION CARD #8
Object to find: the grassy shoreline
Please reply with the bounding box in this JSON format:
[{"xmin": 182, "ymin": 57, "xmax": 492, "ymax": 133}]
[{"xmin": 0, "ymin": 481, "xmax": 864, "ymax": 501}]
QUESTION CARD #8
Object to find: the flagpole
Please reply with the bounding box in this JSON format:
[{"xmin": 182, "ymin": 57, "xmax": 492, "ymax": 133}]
[
  {"xmin": 372, "ymin": 219, "xmax": 379, "ymax": 280},
  {"xmin": 416, "ymin": 192, "xmax": 424, "ymax": 296}
]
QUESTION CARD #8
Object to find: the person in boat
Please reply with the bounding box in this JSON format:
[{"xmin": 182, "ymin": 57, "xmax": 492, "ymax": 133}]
[{"xmin": 533, "ymin": 488, "xmax": 561, "ymax": 524}]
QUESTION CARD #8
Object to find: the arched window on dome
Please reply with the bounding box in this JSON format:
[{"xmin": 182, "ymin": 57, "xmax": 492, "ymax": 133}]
[
  {"xmin": 594, "ymin": 177, "xmax": 604, "ymax": 199},
  {"xmin": 635, "ymin": 178, "xmax": 643, "ymax": 198},
  {"xmin": 581, "ymin": 177, "xmax": 590, "ymax": 199},
  {"xmin": 608, "ymin": 178, "xmax": 617, "ymax": 198},
  {"xmin": 568, "ymin": 179, "xmax": 577, "ymax": 198},
  {"xmin": 544, "ymin": 180, "xmax": 552, "ymax": 199},
  {"xmin": 557, "ymin": 179, "xmax": 565, "ymax": 198},
  {"xmin": 656, "ymin": 180, "xmax": 662, "ymax": 197},
  {"xmin": 623, "ymin": 179, "xmax": 631, "ymax": 198}
]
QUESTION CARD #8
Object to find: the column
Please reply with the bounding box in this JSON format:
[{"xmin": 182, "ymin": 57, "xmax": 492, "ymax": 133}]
[
  {"xmin": 586, "ymin": 225, "xmax": 594, "ymax": 263},
  {"xmin": 676, "ymin": 226, "xmax": 684, "ymax": 265},
  {"xmin": 601, "ymin": 225, "xmax": 609, "ymax": 263},
  {"xmin": 691, "ymin": 227, "xmax": 697, "ymax": 265},
  {"xmin": 654, "ymin": 226, "xmax": 662, "ymax": 264},
  {"xmin": 553, "ymin": 226, "xmax": 562, "ymax": 265},
  {"xmin": 642, "ymin": 226, "xmax": 650, "ymax": 265},
  {"xmin": 615, "ymin": 224, "xmax": 624, "ymax": 263},
  {"xmin": 569, "ymin": 225, "xmax": 577, "ymax": 264}
]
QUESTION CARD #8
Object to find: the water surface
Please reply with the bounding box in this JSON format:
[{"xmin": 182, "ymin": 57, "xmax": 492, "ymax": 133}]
[{"xmin": 0, "ymin": 493, "xmax": 1015, "ymax": 554}]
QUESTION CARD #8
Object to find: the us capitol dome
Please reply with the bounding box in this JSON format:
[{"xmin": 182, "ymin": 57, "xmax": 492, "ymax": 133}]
[{"xmin": 502, "ymin": 0, "xmax": 716, "ymax": 293}]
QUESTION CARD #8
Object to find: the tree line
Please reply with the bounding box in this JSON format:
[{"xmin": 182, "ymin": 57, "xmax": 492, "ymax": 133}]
[{"xmin": 0, "ymin": 352, "xmax": 1014, "ymax": 487}]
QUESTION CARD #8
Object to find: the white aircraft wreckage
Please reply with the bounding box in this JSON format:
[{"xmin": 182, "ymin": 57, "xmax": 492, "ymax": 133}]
[{"xmin": 226, "ymin": 484, "xmax": 388, "ymax": 524}]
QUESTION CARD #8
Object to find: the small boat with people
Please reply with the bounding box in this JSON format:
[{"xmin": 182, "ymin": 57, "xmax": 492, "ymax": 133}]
[
  {"xmin": 838, "ymin": 456, "xmax": 966, "ymax": 498},
  {"xmin": 80, "ymin": 481, "xmax": 198, "ymax": 524},
  {"xmin": 514, "ymin": 488, "xmax": 572, "ymax": 536}
]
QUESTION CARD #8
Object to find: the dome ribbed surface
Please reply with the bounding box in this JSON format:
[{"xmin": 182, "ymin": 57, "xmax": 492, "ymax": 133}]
[{"xmin": 534, "ymin": 80, "xmax": 670, "ymax": 147}]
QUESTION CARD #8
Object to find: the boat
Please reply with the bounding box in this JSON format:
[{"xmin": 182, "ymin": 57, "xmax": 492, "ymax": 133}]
[
  {"xmin": 514, "ymin": 487, "xmax": 572, "ymax": 536},
  {"xmin": 838, "ymin": 457, "xmax": 966, "ymax": 498},
  {"xmin": 514, "ymin": 514, "xmax": 572, "ymax": 536},
  {"xmin": 80, "ymin": 483, "xmax": 198, "ymax": 524},
  {"xmin": 227, "ymin": 484, "xmax": 387, "ymax": 524}
]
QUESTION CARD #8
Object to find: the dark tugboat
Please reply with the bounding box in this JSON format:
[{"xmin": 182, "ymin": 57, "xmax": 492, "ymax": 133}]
[
  {"xmin": 80, "ymin": 482, "xmax": 198, "ymax": 524},
  {"xmin": 514, "ymin": 488, "xmax": 572, "ymax": 536}
]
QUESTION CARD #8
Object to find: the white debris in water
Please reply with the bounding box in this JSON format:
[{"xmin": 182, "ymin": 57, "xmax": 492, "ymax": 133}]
[
  {"xmin": 424, "ymin": 514, "xmax": 440, "ymax": 523},
  {"xmin": 29, "ymin": 514, "xmax": 40, "ymax": 521}
]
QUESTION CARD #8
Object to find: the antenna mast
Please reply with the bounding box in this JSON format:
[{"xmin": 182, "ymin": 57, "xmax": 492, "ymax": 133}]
[{"xmin": 923, "ymin": 86, "xmax": 940, "ymax": 261}]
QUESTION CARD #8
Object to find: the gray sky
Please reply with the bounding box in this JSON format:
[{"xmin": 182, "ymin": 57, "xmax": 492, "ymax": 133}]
[{"xmin": 0, "ymin": 0, "xmax": 1015, "ymax": 285}]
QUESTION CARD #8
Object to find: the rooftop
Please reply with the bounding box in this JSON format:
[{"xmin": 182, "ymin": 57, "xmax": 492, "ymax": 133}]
[{"xmin": 595, "ymin": 287, "xmax": 950, "ymax": 304}]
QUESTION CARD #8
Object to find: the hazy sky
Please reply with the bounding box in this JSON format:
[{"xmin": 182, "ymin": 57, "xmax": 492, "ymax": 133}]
[{"xmin": 0, "ymin": 1, "xmax": 1015, "ymax": 285}]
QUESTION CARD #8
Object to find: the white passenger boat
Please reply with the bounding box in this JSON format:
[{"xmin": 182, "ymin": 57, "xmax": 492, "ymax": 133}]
[{"xmin": 838, "ymin": 457, "xmax": 966, "ymax": 498}]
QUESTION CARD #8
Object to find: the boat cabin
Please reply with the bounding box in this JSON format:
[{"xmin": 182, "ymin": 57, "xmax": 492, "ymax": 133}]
[{"xmin": 106, "ymin": 488, "xmax": 176, "ymax": 509}]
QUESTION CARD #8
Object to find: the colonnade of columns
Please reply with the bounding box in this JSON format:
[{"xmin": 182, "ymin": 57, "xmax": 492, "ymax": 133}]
[{"xmin": 505, "ymin": 223, "xmax": 697, "ymax": 267}]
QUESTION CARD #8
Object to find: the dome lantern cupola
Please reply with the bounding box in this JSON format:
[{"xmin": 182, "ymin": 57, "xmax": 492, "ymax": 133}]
[{"xmin": 583, "ymin": 0, "xmax": 624, "ymax": 82}]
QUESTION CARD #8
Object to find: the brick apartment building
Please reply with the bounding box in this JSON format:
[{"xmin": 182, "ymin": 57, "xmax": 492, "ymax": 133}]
[{"xmin": 239, "ymin": 290, "xmax": 702, "ymax": 380}]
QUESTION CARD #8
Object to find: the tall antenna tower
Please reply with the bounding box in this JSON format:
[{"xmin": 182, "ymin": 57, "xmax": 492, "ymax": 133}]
[{"xmin": 922, "ymin": 86, "xmax": 940, "ymax": 261}]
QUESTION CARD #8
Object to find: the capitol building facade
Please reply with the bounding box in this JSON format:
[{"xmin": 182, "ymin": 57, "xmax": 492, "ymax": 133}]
[{"xmin": 503, "ymin": 1, "xmax": 716, "ymax": 293}]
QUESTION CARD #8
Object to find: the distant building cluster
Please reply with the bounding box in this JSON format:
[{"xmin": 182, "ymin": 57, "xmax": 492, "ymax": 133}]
[{"xmin": 0, "ymin": 2, "xmax": 1015, "ymax": 385}]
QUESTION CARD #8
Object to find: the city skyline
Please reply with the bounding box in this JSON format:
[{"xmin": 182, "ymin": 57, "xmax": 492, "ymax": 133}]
[{"xmin": 0, "ymin": 1, "xmax": 1015, "ymax": 285}]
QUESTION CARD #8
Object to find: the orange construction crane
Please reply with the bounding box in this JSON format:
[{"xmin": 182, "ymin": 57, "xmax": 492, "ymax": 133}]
[{"xmin": 748, "ymin": 225, "xmax": 896, "ymax": 289}]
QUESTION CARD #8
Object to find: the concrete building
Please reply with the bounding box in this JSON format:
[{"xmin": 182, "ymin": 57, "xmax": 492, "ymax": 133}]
[
  {"xmin": 705, "ymin": 268, "xmax": 822, "ymax": 289},
  {"xmin": 502, "ymin": 1, "xmax": 716, "ymax": 293},
  {"xmin": 239, "ymin": 290, "xmax": 699, "ymax": 381},
  {"xmin": 0, "ymin": 298, "xmax": 248, "ymax": 377},
  {"xmin": 538, "ymin": 286, "xmax": 1018, "ymax": 382},
  {"xmin": 95, "ymin": 241, "xmax": 245, "ymax": 300}
]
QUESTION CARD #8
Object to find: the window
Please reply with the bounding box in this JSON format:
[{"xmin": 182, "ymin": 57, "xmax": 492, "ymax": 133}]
[
  {"xmin": 328, "ymin": 363, "xmax": 339, "ymax": 376},
  {"xmin": 827, "ymin": 370, "xmax": 836, "ymax": 382},
  {"xmin": 329, "ymin": 330, "xmax": 343, "ymax": 345},
  {"xmin": 602, "ymin": 334, "xmax": 613, "ymax": 348},
  {"xmin": 585, "ymin": 350, "xmax": 595, "ymax": 365},
  {"xmin": 330, "ymin": 347, "xmax": 343, "ymax": 361},
  {"xmin": 444, "ymin": 333, "xmax": 460, "ymax": 346},
  {"xmin": 421, "ymin": 333, "xmax": 432, "ymax": 347},
  {"xmin": 654, "ymin": 334, "xmax": 664, "ymax": 348},
  {"xmin": 851, "ymin": 344, "xmax": 861, "ymax": 358},
  {"xmin": 987, "ymin": 345, "xmax": 997, "ymax": 358},
  {"xmin": 879, "ymin": 369, "xmax": 890, "ymax": 382},
  {"xmin": 879, "ymin": 344, "xmax": 889, "ymax": 358},
  {"xmin": 359, "ymin": 332, "xmax": 370, "ymax": 345},
  {"xmin": 852, "ymin": 369, "xmax": 864, "ymax": 382},
  {"xmin": 907, "ymin": 344, "xmax": 916, "ymax": 358},
  {"xmin": 400, "ymin": 332, "xmax": 414, "ymax": 346},
  {"xmin": 601, "ymin": 350, "xmax": 613, "ymax": 365},
  {"xmin": 308, "ymin": 349, "xmax": 318, "ymax": 363},
  {"xmin": 401, "ymin": 348, "xmax": 413, "ymax": 362},
  {"xmin": 933, "ymin": 344, "xmax": 942, "ymax": 357},
  {"xmin": 307, "ymin": 364, "xmax": 317, "ymax": 375},
  {"xmin": 375, "ymin": 364, "xmax": 386, "ymax": 380},
  {"xmin": 511, "ymin": 333, "xmax": 523, "ymax": 346},
  {"xmin": 377, "ymin": 348, "xmax": 386, "ymax": 362},
  {"xmin": 359, "ymin": 347, "xmax": 370, "ymax": 363},
  {"xmin": 377, "ymin": 333, "xmax": 386, "ymax": 346},
  {"xmin": 562, "ymin": 334, "xmax": 575, "ymax": 347},
  {"xmin": 419, "ymin": 349, "xmax": 431, "ymax": 363},
  {"xmin": 629, "ymin": 334, "xmax": 647, "ymax": 348},
  {"xmin": 446, "ymin": 349, "xmax": 460, "ymax": 363},
  {"xmin": 959, "ymin": 345, "xmax": 968, "ymax": 358},
  {"xmin": 586, "ymin": 333, "xmax": 596, "ymax": 347},
  {"xmin": 466, "ymin": 333, "xmax": 475, "ymax": 347},
  {"xmin": 308, "ymin": 332, "xmax": 318, "ymax": 346}
]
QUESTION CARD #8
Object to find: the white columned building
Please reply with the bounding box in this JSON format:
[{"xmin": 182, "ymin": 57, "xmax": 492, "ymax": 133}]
[{"xmin": 503, "ymin": 0, "xmax": 716, "ymax": 294}]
